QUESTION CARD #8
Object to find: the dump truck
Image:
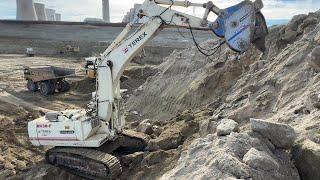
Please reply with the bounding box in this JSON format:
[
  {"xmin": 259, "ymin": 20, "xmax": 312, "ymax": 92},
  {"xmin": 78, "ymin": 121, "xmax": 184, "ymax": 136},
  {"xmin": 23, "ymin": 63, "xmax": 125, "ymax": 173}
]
[{"xmin": 24, "ymin": 66, "xmax": 75, "ymax": 96}]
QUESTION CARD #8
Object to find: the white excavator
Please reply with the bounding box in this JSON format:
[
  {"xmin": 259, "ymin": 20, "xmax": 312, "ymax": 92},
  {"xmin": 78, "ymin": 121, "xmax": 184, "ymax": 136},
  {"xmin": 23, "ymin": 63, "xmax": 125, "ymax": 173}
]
[{"xmin": 28, "ymin": 0, "xmax": 268, "ymax": 179}]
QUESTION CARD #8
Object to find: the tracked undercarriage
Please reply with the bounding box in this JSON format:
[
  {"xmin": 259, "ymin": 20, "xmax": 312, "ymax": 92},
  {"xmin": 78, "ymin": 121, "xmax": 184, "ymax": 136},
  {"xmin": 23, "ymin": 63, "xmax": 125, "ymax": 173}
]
[{"xmin": 46, "ymin": 130, "xmax": 150, "ymax": 179}]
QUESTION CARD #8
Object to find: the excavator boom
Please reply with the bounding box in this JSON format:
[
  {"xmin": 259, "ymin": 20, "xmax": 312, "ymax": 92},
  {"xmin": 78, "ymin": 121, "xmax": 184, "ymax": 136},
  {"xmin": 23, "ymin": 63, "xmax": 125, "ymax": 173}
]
[{"xmin": 27, "ymin": 0, "xmax": 268, "ymax": 179}]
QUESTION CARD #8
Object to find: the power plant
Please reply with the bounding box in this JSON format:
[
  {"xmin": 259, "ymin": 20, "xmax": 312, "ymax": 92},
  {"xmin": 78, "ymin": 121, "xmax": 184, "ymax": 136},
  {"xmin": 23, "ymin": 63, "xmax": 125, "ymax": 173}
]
[
  {"xmin": 102, "ymin": 0, "xmax": 110, "ymax": 22},
  {"xmin": 16, "ymin": 1, "xmax": 61, "ymax": 21},
  {"xmin": 34, "ymin": 3, "xmax": 47, "ymax": 21},
  {"xmin": 45, "ymin": 8, "xmax": 56, "ymax": 21},
  {"xmin": 55, "ymin": 13, "xmax": 61, "ymax": 21},
  {"xmin": 16, "ymin": 0, "xmax": 38, "ymax": 21}
]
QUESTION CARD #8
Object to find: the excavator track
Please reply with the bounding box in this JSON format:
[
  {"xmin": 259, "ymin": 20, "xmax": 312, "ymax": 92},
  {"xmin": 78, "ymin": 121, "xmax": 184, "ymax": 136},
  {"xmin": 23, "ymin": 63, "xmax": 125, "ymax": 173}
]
[
  {"xmin": 45, "ymin": 130, "xmax": 149, "ymax": 179},
  {"xmin": 46, "ymin": 147, "xmax": 122, "ymax": 180}
]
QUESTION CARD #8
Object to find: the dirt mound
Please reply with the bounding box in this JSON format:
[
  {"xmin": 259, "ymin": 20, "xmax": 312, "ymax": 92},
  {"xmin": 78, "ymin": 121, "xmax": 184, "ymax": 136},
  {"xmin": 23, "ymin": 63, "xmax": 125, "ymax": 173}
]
[
  {"xmin": 0, "ymin": 100, "xmax": 44, "ymax": 178},
  {"xmin": 123, "ymin": 10, "xmax": 320, "ymax": 180}
]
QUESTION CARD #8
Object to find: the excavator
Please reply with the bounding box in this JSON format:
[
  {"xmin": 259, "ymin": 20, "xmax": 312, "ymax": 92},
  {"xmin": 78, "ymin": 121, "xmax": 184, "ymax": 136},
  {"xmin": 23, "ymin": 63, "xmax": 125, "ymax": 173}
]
[{"xmin": 28, "ymin": 0, "xmax": 268, "ymax": 179}]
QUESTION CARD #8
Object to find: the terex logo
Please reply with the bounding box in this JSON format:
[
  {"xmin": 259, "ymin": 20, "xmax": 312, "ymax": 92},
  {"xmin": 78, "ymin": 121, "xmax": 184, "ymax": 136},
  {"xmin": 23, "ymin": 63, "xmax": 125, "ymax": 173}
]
[{"xmin": 123, "ymin": 32, "xmax": 147, "ymax": 54}]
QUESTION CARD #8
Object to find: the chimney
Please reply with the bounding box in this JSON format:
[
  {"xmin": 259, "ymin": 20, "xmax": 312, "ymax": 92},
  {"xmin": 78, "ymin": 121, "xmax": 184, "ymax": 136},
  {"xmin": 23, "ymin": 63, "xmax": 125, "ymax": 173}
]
[
  {"xmin": 16, "ymin": 0, "xmax": 38, "ymax": 21},
  {"xmin": 45, "ymin": 8, "xmax": 56, "ymax": 21},
  {"xmin": 102, "ymin": 0, "xmax": 110, "ymax": 22},
  {"xmin": 34, "ymin": 3, "xmax": 47, "ymax": 21},
  {"xmin": 55, "ymin": 13, "xmax": 61, "ymax": 21}
]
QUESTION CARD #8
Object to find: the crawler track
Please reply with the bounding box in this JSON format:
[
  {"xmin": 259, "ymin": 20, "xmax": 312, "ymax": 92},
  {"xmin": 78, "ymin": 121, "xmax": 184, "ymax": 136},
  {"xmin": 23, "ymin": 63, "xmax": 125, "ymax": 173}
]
[{"xmin": 46, "ymin": 147, "xmax": 122, "ymax": 180}]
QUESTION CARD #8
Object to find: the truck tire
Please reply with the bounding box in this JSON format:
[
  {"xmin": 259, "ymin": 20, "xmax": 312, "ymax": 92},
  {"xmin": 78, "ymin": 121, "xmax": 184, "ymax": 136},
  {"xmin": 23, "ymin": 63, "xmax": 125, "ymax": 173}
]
[
  {"xmin": 40, "ymin": 81, "xmax": 54, "ymax": 96},
  {"xmin": 57, "ymin": 80, "xmax": 70, "ymax": 92},
  {"xmin": 27, "ymin": 80, "xmax": 38, "ymax": 92}
]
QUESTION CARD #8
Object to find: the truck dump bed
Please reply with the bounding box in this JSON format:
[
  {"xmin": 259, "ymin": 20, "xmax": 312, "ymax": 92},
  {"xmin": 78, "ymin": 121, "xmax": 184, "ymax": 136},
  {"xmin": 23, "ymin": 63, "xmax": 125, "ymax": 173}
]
[{"xmin": 24, "ymin": 66, "xmax": 75, "ymax": 82}]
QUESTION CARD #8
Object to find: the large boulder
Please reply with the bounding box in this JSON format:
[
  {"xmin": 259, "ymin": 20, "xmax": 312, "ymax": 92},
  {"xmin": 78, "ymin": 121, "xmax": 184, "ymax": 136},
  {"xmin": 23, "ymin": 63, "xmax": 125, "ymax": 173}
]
[
  {"xmin": 136, "ymin": 119, "xmax": 154, "ymax": 135},
  {"xmin": 147, "ymin": 121, "xmax": 198, "ymax": 151},
  {"xmin": 161, "ymin": 133, "xmax": 300, "ymax": 180},
  {"xmin": 292, "ymin": 139, "xmax": 320, "ymax": 180},
  {"xmin": 243, "ymin": 148, "xmax": 279, "ymax": 171},
  {"xmin": 216, "ymin": 119, "xmax": 239, "ymax": 136},
  {"xmin": 250, "ymin": 119, "xmax": 296, "ymax": 149}
]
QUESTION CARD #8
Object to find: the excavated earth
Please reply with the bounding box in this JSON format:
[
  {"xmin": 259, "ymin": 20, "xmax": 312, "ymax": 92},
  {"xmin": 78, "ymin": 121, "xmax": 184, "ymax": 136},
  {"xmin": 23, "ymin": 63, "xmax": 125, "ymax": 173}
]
[{"xmin": 0, "ymin": 10, "xmax": 320, "ymax": 180}]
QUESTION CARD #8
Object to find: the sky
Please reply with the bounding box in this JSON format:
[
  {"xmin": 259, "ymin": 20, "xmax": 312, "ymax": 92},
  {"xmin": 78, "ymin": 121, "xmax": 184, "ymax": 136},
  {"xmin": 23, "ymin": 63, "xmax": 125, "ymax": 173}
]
[{"xmin": 0, "ymin": 0, "xmax": 319, "ymax": 25}]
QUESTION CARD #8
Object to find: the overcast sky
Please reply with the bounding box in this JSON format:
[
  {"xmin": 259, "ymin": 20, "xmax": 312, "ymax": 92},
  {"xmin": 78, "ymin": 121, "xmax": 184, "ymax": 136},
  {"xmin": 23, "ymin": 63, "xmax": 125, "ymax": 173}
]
[{"xmin": 0, "ymin": 0, "xmax": 319, "ymax": 22}]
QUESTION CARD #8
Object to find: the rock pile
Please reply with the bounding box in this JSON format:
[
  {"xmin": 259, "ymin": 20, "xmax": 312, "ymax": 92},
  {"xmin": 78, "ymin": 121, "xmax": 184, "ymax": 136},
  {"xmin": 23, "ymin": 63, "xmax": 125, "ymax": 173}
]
[{"xmin": 161, "ymin": 119, "xmax": 300, "ymax": 180}]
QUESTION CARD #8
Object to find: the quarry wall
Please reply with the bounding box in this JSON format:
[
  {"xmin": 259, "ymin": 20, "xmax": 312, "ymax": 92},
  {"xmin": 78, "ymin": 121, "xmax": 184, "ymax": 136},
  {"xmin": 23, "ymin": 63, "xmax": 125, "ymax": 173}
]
[{"xmin": 0, "ymin": 20, "xmax": 212, "ymax": 62}]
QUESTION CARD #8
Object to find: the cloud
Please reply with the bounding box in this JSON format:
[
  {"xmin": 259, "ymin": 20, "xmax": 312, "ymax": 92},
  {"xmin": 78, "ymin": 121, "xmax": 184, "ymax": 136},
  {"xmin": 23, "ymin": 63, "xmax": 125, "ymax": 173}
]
[{"xmin": 0, "ymin": 0, "xmax": 319, "ymax": 22}]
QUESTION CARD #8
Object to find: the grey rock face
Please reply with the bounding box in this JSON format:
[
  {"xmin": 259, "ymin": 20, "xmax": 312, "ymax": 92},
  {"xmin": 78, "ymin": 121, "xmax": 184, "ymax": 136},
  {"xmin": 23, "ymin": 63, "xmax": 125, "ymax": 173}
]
[
  {"xmin": 250, "ymin": 118, "xmax": 296, "ymax": 149},
  {"xmin": 308, "ymin": 46, "xmax": 320, "ymax": 72},
  {"xmin": 216, "ymin": 119, "xmax": 239, "ymax": 136},
  {"xmin": 292, "ymin": 139, "xmax": 320, "ymax": 180},
  {"xmin": 161, "ymin": 133, "xmax": 300, "ymax": 180},
  {"xmin": 243, "ymin": 148, "xmax": 279, "ymax": 171}
]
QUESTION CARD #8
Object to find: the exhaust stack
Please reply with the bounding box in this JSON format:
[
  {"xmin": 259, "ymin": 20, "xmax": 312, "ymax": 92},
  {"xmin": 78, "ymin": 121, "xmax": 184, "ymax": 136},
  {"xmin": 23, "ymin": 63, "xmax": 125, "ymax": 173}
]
[
  {"xmin": 102, "ymin": 0, "xmax": 110, "ymax": 22},
  {"xmin": 16, "ymin": 0, "xmax": 38, "ymax": 21},
  {"xmin": 34, "ymin": 3, "xmax": 47, "ymax": 21}
]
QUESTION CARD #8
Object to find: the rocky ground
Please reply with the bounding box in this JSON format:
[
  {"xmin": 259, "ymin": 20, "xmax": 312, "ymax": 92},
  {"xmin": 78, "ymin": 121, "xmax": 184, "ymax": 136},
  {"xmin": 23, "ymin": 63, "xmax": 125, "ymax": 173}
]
[{"xmin": 0, "ymin": 10, "xmax": 320, "ymax": 180}]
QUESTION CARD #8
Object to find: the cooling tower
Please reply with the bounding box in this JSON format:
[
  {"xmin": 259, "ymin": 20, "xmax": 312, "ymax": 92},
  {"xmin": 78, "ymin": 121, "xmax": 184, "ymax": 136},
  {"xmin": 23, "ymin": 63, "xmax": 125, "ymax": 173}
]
[
  {"xmin": 45, "ymin": 8, "xmax": 56, "ymax": 21},
  {"xmin": 34, "ymin": 3, "xmax": 47, "ymax": 21},
  {"xmin": 55, "ymin": 13, "xmax": 61, "ymax": 21},
  {"xmin": 16, "ymin": 0, "xmax": 38, "ymax": 21},
  {"xmin": 102, "ymin": 0, "xmax": 110, "ymax": 22}
]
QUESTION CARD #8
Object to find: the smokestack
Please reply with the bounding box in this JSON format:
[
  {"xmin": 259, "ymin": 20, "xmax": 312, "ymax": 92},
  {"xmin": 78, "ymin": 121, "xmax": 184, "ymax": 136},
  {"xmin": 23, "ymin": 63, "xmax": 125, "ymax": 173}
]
[
  {"xmin": 16, "ymin": 0, "xmax": 38, "ymax": 21},
  {"xmin": 34, "ymin": 3, "xmax": 47, "ymax": 21},
  {"xmin": 102, "ymin": 0, "xmax": 110, "ymax": 22},
  {"xmin": 55, "ymin": 13, "xmax": 61, "ymax": 21},
  {"xmin": 45, "ymin": 8, "xmax": 56, "ymax": 21}
]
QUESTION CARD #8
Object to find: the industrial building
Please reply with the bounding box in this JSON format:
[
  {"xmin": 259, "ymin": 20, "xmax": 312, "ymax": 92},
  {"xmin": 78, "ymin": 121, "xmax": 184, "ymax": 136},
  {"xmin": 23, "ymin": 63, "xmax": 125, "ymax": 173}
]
[
  {"xmin": 34, "ymin": 3, "xmax": 47, "ymax": 21},
  {"xmin": 16, "ymin": 0, "xmax": 62, "ymax": 21},
  {"xmin": 16, "ymin": 0, "xmax": 38, "ymax": 21}
]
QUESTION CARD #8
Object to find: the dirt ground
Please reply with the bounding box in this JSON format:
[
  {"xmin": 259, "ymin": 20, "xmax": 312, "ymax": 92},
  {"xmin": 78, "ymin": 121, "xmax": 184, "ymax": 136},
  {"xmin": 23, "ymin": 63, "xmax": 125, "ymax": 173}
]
[
  {"xmin": 0, "ymin": 55, "xmax": 93, "ymax": 176},
  {"xmin": 0, "ymin": 54, "xmax": 159, "ymax": 178}
]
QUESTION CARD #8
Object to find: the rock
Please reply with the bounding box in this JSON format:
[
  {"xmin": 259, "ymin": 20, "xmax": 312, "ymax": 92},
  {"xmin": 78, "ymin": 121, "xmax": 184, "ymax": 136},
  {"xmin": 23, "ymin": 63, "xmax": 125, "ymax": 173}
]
[
  {"xmin": 281, "ymin": 28, "xmax": 298, "ymax": 42},
  {"xmin": 250, "ymin": 118, "xmax": 296, "ymax": 149},
  {"xmin": 142, "ymin": 150, "xmax": 169, "ymax": 166},
  {"xmin": 216, "ymin": 119, "xmax": 239, "ymax": 136},
  {"xmin": 287, "ymin": 14, "xmax": 308, "ymax": 31},
  {"xmin": 308, "ymin": 46, "xmax": 320, "ymax": 72},
  {"xmin": 315, "ymin": 31, "xmax": 320, "ymax": 44},
  {"xmin": 176, "ymin": 112, "xmax": 195, "ymax": 122},
  {"xmin": 301, "ymin": 17, "xmax": 318, "ymax": 29},
  {"xmin": 147, "ymin": 121, "xmax": 198, "ymax": 151},
  {"xmin": 151, "ymin": 125, "xmax": 162, "ymax": 136},
  {"xmin": 136, "ymin": 119, "xmax": 154, "ymax": 135},
  {"xmin": 292, "ymin": 139, "xmax": 320, "ymax": 180},
  {"xmin": 199, "ymin": 118, "xmax": 217, "ymax": 137},
  {"xmin": 13, "ymin": 160, "xmax": 27, "ymax": 171},
  {"xmin": 0, "ymin": 169, "xmax": 13, "ymax": 179},
  {"xmin": 130, "ymin": 121, "xmax": 140, "ymax": 128},
  {"xmin": 161, "ymin": 133, "xmax": 300, "ymax": 180},
  {"xmin": 243, "ymin": 148, "xmax": 279, "ymax": 171},
  {"xmin": 121, "ymin": 152, "xmax": 144, "ymax": 170},
  {"xmin": 0, "ymin": 155, "xmax": 4, "ymax": 163},
  {"xmin": 4, "ymin": 162, "xmax": 15, "ymax": 170},
  {"xmin": 147, "ymin": 131, "xmax": 183, "ymax": 151}
]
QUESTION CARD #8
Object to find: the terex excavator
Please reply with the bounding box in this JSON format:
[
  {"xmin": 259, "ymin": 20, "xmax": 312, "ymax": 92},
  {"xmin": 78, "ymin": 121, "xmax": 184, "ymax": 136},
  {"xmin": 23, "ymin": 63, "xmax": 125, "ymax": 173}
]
[{"xmin": 28, "ymin": 0, "xmax": 268, "ymax": 179}]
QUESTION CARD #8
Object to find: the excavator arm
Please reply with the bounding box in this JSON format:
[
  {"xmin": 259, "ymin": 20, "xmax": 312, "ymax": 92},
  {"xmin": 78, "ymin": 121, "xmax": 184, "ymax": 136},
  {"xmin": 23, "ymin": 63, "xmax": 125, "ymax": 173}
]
[
  {"xmin": 94, "ymin": 0, "xmax": 268, "ymax": 131},
  {"xmin": 27, "ymin": 0, "xmax": 268, "ymax": 179}
]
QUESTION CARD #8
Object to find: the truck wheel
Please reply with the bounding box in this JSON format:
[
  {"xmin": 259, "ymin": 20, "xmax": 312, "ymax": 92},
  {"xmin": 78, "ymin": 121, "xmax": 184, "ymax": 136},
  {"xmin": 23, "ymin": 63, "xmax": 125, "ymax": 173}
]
[
  {"xmin": 27, "ymin": 80, "xmax": 38, "ymax": 92},
  {"xmin": 57, "ymin": 80, "xmax": 70, "ymax": 92},
  {"xmin": 40, "ymin": 81, "xmax": 54, "ymax": 96}
]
